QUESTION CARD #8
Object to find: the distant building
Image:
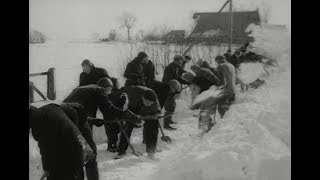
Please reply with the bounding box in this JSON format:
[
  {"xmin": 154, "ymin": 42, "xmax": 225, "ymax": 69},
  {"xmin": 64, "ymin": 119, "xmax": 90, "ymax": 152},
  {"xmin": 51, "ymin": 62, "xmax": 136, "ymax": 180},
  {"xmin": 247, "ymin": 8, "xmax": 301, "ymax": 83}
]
[
  {"xmin": 261, "ymin": 23, "xmax": 288, "ymax": 32},
  {"xmin": 162, "ymin": 30, "xmax": 186, "ymax": 44},
  {"xmin": 188, "ymin": 10, "xmax": 261, "ymax": 44}
]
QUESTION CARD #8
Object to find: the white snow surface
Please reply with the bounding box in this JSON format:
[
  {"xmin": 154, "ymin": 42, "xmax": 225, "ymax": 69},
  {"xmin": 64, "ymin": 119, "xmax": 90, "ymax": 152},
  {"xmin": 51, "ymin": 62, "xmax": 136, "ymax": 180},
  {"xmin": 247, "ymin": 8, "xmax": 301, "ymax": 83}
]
[
  {"xmin": 29, "ymin": 26, "xmax": 290, "ymax": 180},
  {"xmin": 238, "ymin": 62, "xmax": 266, "ymax": 84}
]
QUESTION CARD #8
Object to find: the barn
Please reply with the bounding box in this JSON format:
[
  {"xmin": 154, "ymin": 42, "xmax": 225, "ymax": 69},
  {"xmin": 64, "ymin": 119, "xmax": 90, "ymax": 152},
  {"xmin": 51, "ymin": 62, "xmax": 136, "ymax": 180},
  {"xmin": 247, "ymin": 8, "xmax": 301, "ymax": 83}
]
[{"xmin": 188, "ymin": 9, "xmax": 261, "ymax": 44}]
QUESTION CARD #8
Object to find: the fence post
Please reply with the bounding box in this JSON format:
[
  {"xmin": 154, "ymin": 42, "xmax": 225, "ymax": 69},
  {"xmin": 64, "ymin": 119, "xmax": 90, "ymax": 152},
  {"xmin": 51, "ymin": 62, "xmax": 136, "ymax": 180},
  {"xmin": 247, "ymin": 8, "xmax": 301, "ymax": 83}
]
[
  {"xmin": 47, "ymin": 68, "xmax": 56, "ymax": 100},
  {"xmin": 29, "ymin": 82, "xmax": 34, "ymax": 103}
]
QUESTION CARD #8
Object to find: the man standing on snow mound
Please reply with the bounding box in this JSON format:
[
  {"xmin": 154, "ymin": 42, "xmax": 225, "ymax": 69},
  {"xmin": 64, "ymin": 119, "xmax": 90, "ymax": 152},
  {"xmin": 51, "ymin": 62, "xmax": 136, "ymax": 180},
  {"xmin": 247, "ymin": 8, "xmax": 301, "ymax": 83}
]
[
  {"xmin": 29, "ymin": 103, "xmax": 92, "ymax": 180},
  {"xmin": 63, "ymin": 77, "xmax": 142, "ymax": 180},
  {"xmin": 79, "ymin": 59, "xmax": 110, "ymax": 86},
  {"xmin": 115, "ymin": 86, "xmax": 161, "ymax": 160},
  {"xmin": 183, "ymin": 65, "xmax": 220, "ymax": 104},
  {"xmin": 183, "ymin": 67, "xmax": 220, "ymax": 134},
  {"xmin": 215, "ymin": 55, "xmax": 236, "ymax": 118},
  {"xmin": 124, "ymin": 52, "xmax": 149, "ymax": 87}
]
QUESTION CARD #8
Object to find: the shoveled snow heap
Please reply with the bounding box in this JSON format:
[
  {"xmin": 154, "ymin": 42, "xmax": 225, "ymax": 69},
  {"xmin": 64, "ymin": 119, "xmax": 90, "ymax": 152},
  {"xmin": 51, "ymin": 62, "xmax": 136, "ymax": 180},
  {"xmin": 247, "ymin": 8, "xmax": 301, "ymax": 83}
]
[
  {"xmin": 29, "ymin": 25, "xmax": 290, "ymax": 180},
  {"xmin": 238, "ymin": 62, "xmax": 266, "ymax": 84}
]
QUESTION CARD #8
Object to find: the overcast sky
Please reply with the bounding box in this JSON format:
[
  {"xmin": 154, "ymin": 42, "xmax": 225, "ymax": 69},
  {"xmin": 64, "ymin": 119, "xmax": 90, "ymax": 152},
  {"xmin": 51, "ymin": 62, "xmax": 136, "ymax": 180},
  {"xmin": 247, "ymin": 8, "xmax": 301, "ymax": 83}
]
[{"xmin": 30, "ymin": 0, "xmax": 290, "ymax": 41}]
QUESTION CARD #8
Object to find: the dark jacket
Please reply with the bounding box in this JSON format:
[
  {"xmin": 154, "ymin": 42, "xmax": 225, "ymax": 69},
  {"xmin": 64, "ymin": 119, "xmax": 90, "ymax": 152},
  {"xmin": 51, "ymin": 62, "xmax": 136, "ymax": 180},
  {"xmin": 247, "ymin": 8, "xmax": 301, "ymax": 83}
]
[
  {"xmin": 243, "ymin": 52, "xmax": 263, "ymax": 63},
  {"xmin": 105, "ymin": 87, "xmax": 127, "ymax": 120},
  {"xmin": 124, "ymin": 57, "xmax": 145, "ymax": 86},
  {"xmin": 162, "ymin": 62, "xmax": 190, "ymax": 85},
  {"xmin": 79, "ymin": 67, "xmax": 109, "ymax": 86},
  {"xmin": 29, "ymin": 104, "xmax": 84, "ymax": 174},
  {"xmin": 228, "ymin": 55, "xmax": 240, "ymax": 69},
  {"xmin": 192, "ymin": 76, "xmax": 214, "ymax": 93},
  {"xmin": 193, "ymin": 67, "xmax": 220, "ymax": 86},
  {"xmin": 125, "ymin": 85, "xmax": 161, "ymax": 115},
  {"xmin": 150, "ymin": 82, "xmax": 170, "ymax": 109},
  {"xmin": 63, "ymin": 84, "xmax": 124, "ymax": 119},
  {"xmin": 199, "ymin": 61, "xmax": 219, "ymax": 78},
  {"xmin": 143, "ymin": 60, "xmax": 156, "ymax": 86}
]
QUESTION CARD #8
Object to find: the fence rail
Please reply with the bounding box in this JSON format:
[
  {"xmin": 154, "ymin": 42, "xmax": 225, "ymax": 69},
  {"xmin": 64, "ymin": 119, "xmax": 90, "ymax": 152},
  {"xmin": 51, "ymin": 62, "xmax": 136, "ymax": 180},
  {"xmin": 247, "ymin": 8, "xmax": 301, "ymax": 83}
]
[{"xmin": 29, "ymin": 68, "xmax": 56, "ymax": 103}]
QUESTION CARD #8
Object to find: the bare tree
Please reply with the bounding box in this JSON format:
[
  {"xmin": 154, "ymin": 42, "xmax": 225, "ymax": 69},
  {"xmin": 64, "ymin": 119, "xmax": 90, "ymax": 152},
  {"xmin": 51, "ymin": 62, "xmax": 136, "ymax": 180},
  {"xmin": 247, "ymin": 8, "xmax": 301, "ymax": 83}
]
[{"xmin": 118, "ymin": 12, "xmax": 137, "ymax": 42}]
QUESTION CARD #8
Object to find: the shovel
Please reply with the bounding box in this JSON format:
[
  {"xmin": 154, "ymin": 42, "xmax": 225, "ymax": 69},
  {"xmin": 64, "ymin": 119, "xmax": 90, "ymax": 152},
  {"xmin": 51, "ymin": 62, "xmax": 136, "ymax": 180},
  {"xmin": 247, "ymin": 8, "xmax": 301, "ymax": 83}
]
[
  {"xmin": 116, "ymin": 121, "xmax": 143, "ymax": 156},
  {"xmin": 158, "ymin": 121, "xmax": 173, "ymax": 143},
  {"xmin": 141, "ymin": 114, "xmax": 174, "ymax": 144}
]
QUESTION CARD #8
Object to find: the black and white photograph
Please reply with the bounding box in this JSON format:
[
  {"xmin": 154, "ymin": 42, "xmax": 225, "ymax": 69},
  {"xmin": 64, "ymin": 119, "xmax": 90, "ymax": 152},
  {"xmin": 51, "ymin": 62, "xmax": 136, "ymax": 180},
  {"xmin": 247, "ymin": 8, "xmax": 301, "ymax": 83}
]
[{"xmin": 29, "ymin": 0, "xmax": 291, "ymax": 179}]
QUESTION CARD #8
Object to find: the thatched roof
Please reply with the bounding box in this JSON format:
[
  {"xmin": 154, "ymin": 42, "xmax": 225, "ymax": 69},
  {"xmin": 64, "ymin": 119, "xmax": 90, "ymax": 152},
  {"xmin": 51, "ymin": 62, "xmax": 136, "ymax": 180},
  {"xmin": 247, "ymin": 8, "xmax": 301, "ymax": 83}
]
[{"xmin": 189, "ymin": 10, "xmax": 261, "ymax": 44}]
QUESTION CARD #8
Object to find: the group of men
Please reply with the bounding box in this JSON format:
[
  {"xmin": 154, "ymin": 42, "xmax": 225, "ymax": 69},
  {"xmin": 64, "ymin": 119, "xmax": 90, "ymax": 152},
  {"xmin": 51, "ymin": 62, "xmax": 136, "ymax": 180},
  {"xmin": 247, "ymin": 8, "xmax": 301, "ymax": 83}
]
[{"xmin": 29, "ymin": 50, "xmax": 237, "ymax": 180}]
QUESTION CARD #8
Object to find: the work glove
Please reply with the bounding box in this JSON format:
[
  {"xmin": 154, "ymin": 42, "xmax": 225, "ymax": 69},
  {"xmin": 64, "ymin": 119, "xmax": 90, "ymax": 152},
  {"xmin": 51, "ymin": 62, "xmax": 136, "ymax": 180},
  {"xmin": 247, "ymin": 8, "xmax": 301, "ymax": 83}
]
[
  {"xmin": 123, "ymin": 110, "xmax": 142, "ymax": 124},
  {"xmin": 87, "ymin": 117, "xmax": 104, "ymax": 127}
]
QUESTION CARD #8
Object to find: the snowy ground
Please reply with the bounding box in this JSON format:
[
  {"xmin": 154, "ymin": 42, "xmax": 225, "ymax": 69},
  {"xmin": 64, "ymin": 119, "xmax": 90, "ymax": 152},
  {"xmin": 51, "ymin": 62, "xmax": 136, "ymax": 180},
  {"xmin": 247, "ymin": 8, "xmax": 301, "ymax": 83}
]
[{"xmin": 29, "ymin": 28, "xmax": 291, "ymax": 179}]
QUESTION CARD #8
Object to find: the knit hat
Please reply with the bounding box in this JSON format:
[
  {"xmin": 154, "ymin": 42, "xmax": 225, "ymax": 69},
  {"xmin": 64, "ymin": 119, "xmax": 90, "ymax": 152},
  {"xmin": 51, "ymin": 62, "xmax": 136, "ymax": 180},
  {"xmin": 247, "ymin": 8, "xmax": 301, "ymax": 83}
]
[
  {"xmin": 97, "ymin": 77, "xmax": 113, "ymax": 88},
  {"xmin": 196, "ymin": 59, "xmax": 204, "ymax": 66},
  {"xmin": 143, "ymin": 90, "xmax": 157, "ymax": 102},
  {"xmin": 137, "ymin": 52, "xmax": 148, "ymax": 58},
  {"xmin": 168, "ymin": 79, "xmax": 181, "ymax": 92},
  {"xmin": 174, "ymin": 55, "xmax": 184, "ymax": 61},
  {"xmin": 215, "ymin": 55, "xmax": 224, "ymax": 61},
  {"xmin": 81, "ymin": 59, "xmax": 94, "ymax": 67},
  {"xmin": 182, "ymin": 72, "xmax": 195, "ymax": 83},
  {"xmin": 190, "ymin": 64, "xmax": 200, "ymax": 72}
]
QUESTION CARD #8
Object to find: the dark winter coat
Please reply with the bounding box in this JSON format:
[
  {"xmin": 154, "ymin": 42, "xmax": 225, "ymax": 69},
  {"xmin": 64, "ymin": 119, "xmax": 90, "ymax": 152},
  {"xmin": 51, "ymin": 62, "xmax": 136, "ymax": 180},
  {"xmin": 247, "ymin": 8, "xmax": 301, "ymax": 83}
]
[
  {"xmin": 162, "ymin": 62, "xmax": 190, "ymax": 85},
  {"xmin": 29, "ymin": 104, "xmax": 84, "ymax": 174},
  {"xmin": 243, "ymin": 52, "xmax": 263, "ymax": 63},
  {"xmin": 228, "ymin": 55, "xmax": 240, "ymax": 69},
  {"xmin": 199, "ymin": 61, "xmax": 218, "ymax": 75},
  {"xmin": 150, "ymin": 81, "xmax": 170, "ymax": 109},
  {"xmin": 124, "ymin": 85, "xmax": 161, "ymax": 114},
  {"xmin": 105, "ymin": 87, "xmax": 127, "ymax": 120},
  {"xmin": 192, "ymin": 76, "xmax": 214, "ymax": 93},
  {"xmin": 143, "ymin": 60, "xmax": 156, "ymax": 86},
  {"xmin": 194, "ymin": 67, "xmax": 220, "ymax": 85},
  {"xmin": 124, "ymin": 57, "xmax": 145, "ymax": 86},
  {"xmin": 63, "ymin": 84, "xmax": 124, "ymax": 119},
  {"xmin": 79, "ymin": 67, "xmax": 110, "ymax": 86}
]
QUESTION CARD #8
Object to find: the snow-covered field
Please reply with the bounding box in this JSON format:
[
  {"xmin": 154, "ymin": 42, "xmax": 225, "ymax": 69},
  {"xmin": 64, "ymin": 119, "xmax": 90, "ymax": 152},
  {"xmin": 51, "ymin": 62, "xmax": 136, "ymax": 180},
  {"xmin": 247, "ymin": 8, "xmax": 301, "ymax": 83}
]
[{"xmin": 29, "ymin": 26, "xmax": 291, "ymax": 180}]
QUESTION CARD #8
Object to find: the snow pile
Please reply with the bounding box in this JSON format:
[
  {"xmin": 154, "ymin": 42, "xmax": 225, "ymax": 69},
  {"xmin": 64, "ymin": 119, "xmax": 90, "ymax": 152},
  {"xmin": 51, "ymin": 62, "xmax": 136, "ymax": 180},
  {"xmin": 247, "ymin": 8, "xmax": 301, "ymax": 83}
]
[
  {"xmin": 149, "ymin": 25, "xmax": 291, "ymax": 180},
  {"xmin": 238, "ymin": 62, "xmax": 266, "ymax": 84},
  {"xmin": 246, "ymin": 24, "xmax": 291, "ymax": 70},
  {"xmin": 192, "ymin": 85, "xmax": 223, "ymax": 108}
]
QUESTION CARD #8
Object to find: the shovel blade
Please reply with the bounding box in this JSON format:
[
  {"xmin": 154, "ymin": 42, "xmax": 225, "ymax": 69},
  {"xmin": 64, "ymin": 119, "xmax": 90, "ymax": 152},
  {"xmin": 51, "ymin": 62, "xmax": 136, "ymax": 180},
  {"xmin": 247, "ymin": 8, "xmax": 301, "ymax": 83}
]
[
  {"xmin": 132, "ymin": 151, "xmax": 143, "ymax": 156},
  {"xmin": 161, "ymin": 136, "xmax": 172, "ymax": 143}
]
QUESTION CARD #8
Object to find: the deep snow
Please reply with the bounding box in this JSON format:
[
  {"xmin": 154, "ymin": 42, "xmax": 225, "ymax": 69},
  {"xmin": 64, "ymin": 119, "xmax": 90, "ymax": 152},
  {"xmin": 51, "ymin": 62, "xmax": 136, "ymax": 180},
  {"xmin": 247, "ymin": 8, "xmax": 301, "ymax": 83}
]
[{"xmin": 29, "ymin": 26, "xmax": 290, "ymax": 180}]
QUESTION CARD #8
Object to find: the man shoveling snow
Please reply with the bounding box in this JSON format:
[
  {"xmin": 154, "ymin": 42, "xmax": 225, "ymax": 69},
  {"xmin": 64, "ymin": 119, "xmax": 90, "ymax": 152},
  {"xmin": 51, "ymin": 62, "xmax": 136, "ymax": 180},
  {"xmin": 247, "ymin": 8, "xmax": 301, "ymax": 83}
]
[{"xmin": 189, "ymin": 55, "xmax": 236, "ymax": 135}]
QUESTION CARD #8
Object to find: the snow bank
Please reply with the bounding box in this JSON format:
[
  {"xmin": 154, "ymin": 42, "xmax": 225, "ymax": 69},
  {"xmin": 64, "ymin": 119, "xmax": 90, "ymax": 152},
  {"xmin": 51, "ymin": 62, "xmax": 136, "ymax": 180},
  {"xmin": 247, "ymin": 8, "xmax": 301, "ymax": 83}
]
[
  {"xmin": 150, "ymin": 25, "xmax": 291, "ymax": 180},
  {"xmin": 238, "ymin": 62, "xmax": 266, "ymax": 84}
]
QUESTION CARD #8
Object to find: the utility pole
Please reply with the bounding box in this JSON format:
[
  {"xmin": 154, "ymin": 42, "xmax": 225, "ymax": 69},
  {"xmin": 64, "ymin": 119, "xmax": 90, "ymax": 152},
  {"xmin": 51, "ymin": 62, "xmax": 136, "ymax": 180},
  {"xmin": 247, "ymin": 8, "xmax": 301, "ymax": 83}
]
[{"xmin": 229, "ymin": 0, "xmax": 233, "ymax": 51}]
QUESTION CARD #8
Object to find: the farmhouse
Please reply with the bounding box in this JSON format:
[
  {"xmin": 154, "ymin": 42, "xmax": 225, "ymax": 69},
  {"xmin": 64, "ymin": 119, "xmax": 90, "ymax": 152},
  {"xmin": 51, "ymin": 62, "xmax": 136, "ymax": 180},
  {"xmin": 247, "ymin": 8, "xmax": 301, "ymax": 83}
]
[
  {"xmin": 188, "ymin": 9, "xmax": 261, "ymax": 44},
  {"xmin": 162, "ymin": 30, "xmax": 186, "ymax": 44}
]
